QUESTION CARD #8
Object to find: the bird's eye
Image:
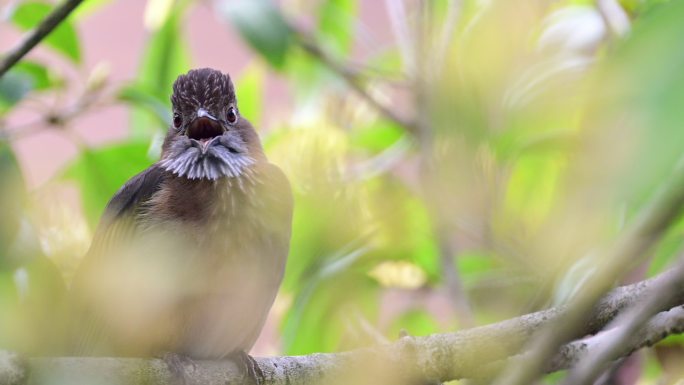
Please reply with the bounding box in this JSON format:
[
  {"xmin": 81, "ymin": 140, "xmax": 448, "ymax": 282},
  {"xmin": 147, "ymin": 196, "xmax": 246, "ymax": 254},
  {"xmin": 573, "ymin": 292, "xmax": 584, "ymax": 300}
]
[
  {"xmin": 173, "ymin": 113, "xmax": 182, "ymax": 129},
  {"xmin": 227, "ymin": 107, "xmax": 238, "ymax": 124}
]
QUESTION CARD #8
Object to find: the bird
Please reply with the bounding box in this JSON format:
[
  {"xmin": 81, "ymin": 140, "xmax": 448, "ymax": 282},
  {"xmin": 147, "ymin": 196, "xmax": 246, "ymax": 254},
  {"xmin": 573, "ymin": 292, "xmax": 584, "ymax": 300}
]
[{"xmin": 69, "ymin": 68, "xmax": 293, "ymax": 382}]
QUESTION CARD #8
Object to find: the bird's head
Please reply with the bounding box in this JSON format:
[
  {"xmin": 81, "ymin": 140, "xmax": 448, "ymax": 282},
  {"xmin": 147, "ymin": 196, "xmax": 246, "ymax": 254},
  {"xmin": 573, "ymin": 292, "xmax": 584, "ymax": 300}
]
[{"xmin": 160, "ymin": 68, "xmax": 263, "ymax": 180}]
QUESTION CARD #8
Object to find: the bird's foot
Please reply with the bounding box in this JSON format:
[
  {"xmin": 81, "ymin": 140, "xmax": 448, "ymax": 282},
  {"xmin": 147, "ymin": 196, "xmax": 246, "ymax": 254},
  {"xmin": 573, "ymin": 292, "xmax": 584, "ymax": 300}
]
[
  {"xmin": 162, "ymin": 352, "xmax": 197, "ymax": 385},
  {"xmin": 228, "ymin": 351, "xmax": 264, "ymax": 385}
]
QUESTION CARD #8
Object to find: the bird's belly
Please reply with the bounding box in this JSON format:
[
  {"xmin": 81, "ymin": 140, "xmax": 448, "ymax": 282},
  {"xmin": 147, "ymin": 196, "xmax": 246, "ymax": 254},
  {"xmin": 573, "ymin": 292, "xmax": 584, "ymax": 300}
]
[
  {"xmin": 173, "ymin": 238, "xmax": 282, "ymax": 359},
  {"xmin": 178, "ymin": 287, "xmax": 272, "ymax": 359}
]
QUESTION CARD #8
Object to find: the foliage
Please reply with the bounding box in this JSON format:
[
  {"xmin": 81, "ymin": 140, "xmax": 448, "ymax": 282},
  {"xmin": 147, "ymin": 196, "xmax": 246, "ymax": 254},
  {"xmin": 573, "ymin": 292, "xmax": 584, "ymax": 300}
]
[{"xmin": 1, "ymin": 0, "xmax": 683, "ymax": 382}]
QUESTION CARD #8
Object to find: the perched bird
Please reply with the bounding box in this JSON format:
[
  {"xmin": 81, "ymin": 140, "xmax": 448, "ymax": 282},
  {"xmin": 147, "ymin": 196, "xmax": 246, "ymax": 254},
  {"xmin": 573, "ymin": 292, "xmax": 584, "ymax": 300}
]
[{"xmin": 70, "ymin": 68, "xmax": 293, "ymax": 379}]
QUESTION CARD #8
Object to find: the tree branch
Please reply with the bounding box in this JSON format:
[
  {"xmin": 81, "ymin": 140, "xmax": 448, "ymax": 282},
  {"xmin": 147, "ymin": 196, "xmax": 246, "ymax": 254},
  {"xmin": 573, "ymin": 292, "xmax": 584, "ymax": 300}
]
[
  {"xmin": 476, "ymin": 305, "xmax": 684, "ymax": 382},
  {"xmin": 290, "ymin": 29, "xmax": 419, "ymax": 134},
  {"xmin": 493, "ymin": 160, "xmax": 684, "ymax": 385},
  {"xmin": 0, "ymin": 0, "xmax": 84, "ymax": 79},
  {"xmin": 562, "ymin": 254, "xmax": 684, "ymax": 384},
  {"xmin": 595, "ymin": 0, "xmax": 631, "ymax": 38},
  {"xmin": 3, "ymin": 268, "xmax": 684, "ymax": 385}
]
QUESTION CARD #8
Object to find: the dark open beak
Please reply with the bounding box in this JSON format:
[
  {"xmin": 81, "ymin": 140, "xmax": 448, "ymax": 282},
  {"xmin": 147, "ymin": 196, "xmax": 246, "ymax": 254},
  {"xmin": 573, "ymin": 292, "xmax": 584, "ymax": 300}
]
[{"xmin": 187, "ymin": 109, "xmax": 225, "ymax": 154}]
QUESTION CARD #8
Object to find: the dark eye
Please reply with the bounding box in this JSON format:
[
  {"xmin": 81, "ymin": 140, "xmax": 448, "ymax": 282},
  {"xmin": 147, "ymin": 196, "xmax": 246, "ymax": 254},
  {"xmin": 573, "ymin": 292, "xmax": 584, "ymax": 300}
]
[
  {"xmin": 173, "ymin": 113, "xmax": 182, "ymax": 129},
  {"xmin": 226, "ymin": 107, "xmax": 238, "ymax": 124}
]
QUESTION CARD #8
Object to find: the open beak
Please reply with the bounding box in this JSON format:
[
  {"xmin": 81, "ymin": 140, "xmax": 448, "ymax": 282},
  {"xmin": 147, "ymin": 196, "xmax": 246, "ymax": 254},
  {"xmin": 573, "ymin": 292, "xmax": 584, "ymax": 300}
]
[{"xmin": 187, "ymin": 109, "xmax": 225, "ymax": 155}]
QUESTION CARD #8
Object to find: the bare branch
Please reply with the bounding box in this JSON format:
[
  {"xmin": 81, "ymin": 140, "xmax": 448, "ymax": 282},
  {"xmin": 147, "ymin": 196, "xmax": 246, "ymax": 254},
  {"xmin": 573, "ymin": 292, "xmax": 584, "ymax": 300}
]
[
  {"xmin": 493, "ymin": 160, "xmax": 684, "ymax": 385},
  {"xmin": 477, "ymin": 305, "xmax": 684, "ymax": 382},
  {"xmin": 288, "ymin": 27, "xmax": 419, "ymax": 134},
  {"xmin": 0, "ymin": 0, "xmax": 85, "ymax": 79},
  {"xmin": 562, "ymin": 254, "xmax": 684, "ymax": 384}
]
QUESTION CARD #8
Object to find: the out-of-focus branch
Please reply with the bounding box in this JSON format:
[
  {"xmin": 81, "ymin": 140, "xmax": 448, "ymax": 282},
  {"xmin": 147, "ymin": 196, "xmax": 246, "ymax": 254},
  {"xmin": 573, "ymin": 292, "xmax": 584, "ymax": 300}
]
[
  {"xmin": 595, "ymin": 0, "xmax": 631, "ymax": 37},
  {"xmin": 290, "ymin": 29, "xmax": 419, "ymax": 134},
  {"xmin": 0, "ymin": 0, "xmax": 85, "ymax": 79},
  {"xmin": 384, "ymin": 0, "xmax": 414, "ymax": 76},
  {"xmin": 493, "ymin": 160, "xmax": 684, "ymax": 385},
  {"xmin": 3, "ymin": 268, "xmax": 684, "ymax": 385},
  {"xmin": 438, "ymin": 237, "xmax": 475, "ymax": 328}
]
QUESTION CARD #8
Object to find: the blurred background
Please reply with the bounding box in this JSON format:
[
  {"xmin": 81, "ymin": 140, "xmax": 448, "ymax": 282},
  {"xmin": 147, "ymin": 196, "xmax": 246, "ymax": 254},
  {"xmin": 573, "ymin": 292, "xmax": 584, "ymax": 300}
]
[{"xmin": 1, "ymin": 0, "xmax": 684, "ymax": 383}]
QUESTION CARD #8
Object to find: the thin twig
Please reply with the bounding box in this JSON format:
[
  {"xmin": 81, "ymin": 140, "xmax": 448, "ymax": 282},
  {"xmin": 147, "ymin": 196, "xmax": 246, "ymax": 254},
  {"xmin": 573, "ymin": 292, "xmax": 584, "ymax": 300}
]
[
  {"xmin": 493, "ymin": 159, "xmax": 684, "ymax": 385},
  {"xmin": 291, "ymin": 29, "xmax": 419, "ymax": 134},
  {"xmin": 0, "ymin": 0, "xmax": 85, "ymax": 79},
  {"xmin": 438, "ymin": 236, "xmax": 476, "ymax": 328}
]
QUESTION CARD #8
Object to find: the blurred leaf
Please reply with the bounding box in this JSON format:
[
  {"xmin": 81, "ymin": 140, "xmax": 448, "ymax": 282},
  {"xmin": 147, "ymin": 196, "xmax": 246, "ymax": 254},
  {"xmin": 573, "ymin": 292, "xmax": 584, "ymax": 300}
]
[
  {"xmin": 457, "ymin": 252, "xmax": 498, "ymax": 288},
  {"xmin": 350, "ymin": 121, "xmax": 404, "ymax": 153},
  {"xmin": 0, "ymin": 61, "xmax": 56, "ymax": 113},
  {"xmin": 387, "ymin": 309, "xmax": 439, "ymax": 339},
  {"xmin": 61, "ymin": 142, "xmax": 154, "ymax": 226},
  {"xmin": 72, "ymin": 0, "xmax": 114, "ymax": 19},
  {"xmin": 0, "ymin": 143, "xmax": 25, "ymax": 253},
  {"xmin": 219, "ymin": 0, "xmax": 293, "ymax": 69},
  {"xmin": 503, "ymin": 153, "xmax": 564, "ymax": 229},
  {"xmin": 318, "ymin": 0, "xmax": 357, "ymax": 56},
  {"xmin": 118, "ymin": 84, "xmax": 172, "ymax": 128},
  {"xmin": 647, "ymin": 217, "xmax": 684, "ymax": 277},
  {"xmin": 131, "ymin": 5, "xmax": 191, "ymax": 136},
  {"xmin": 11, "ymin": 1, "xmax": 81, "ymax": 62},
  {"xmin": 235, "ymin": 63, "xmax": 265, "ymax": 128},
  {"xmin": 590, "ymin": 0, "xmax": 684, "ymax": 209},
  {"xmin": 368, "ymin": 260, "xmax": 427, "ymax": 289},
  {"xmin": 282, "ymin": 267, "xmax": 379, "ymax": 354},
  {"xmin": 0, "ymin": 73, "xmax": 32, "ymax": 112},
  {"xmin": 11, "ymin": 61, "xmax": 54, "ymax": 90},
  {"xmin": 0, "ymin": 255, "xmax": 68, "ymax": 355},
  {"xmin": 144, "ymin": 0, "xmax": 175, "ymax": 30}
]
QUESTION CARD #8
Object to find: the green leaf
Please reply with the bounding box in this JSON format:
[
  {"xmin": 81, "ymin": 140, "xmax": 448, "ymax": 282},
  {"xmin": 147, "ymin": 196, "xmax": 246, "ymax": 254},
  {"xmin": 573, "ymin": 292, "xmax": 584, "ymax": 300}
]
[
  {"xmin": 219, "ymin": 0, "xmax": 293, "ymax": 69},
  {"xmin": 11, "ymin": 1, "xmax": 81, "ymax": 62},
  {"xmin": 12, "ymin": 61, "xmax": 54, "ymax": 90},
  {"xmin": 0, "ymin": 73, "xmax": 32, "ymax": 112},
  {"xmin": 350, "ymin": 121, "xmax": 404, "ymax": 153},
  {"xmin": 318, "ymin": 0, "xmax": 357, "ymax": 56},
  {"xmin": 235, "ymin": 63, "xmax": 265, "ymax": 128},
  {"xmin": 72, "ymin": 0, "xmax": 114, "ymax": 20},
  {"xmin": 282, "ymin": 271, "xmax": 379, "ymax": 354},
  {"xmin": 118, "ymin": 84, "xmax": 172, "ymax": 128},
  {"xmin": 387, "ymin": 309, "xmax": 440, "ymax": 338},
  {"xmin": 0, "ymin": 61, "xmax": 59, "ymax": 113},
  {"xmin": 61, "ymin": 142, "xmax": 154, "ymax": 226}
]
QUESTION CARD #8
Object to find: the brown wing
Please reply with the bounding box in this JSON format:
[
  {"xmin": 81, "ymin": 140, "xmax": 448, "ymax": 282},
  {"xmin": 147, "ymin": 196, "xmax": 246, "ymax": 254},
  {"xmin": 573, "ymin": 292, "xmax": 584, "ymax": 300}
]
[
  {"xmin": 70, "ymin": 165, "xmax": 167, "ymax": 355},
  {"xmin": 256, "ymin": 162, "xmax": 294, "ymax": 276}
]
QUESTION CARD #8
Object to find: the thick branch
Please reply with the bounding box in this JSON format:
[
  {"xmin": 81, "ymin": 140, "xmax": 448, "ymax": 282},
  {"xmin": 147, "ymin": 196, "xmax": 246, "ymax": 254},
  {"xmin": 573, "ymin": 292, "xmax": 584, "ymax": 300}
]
[
  {"xmin": 0, "ymin": 0, "xmax": 85, "ymax": 79},
  {"xmin": 3, "ymin": 268, "xmax": 684, "ymax": 385}
]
